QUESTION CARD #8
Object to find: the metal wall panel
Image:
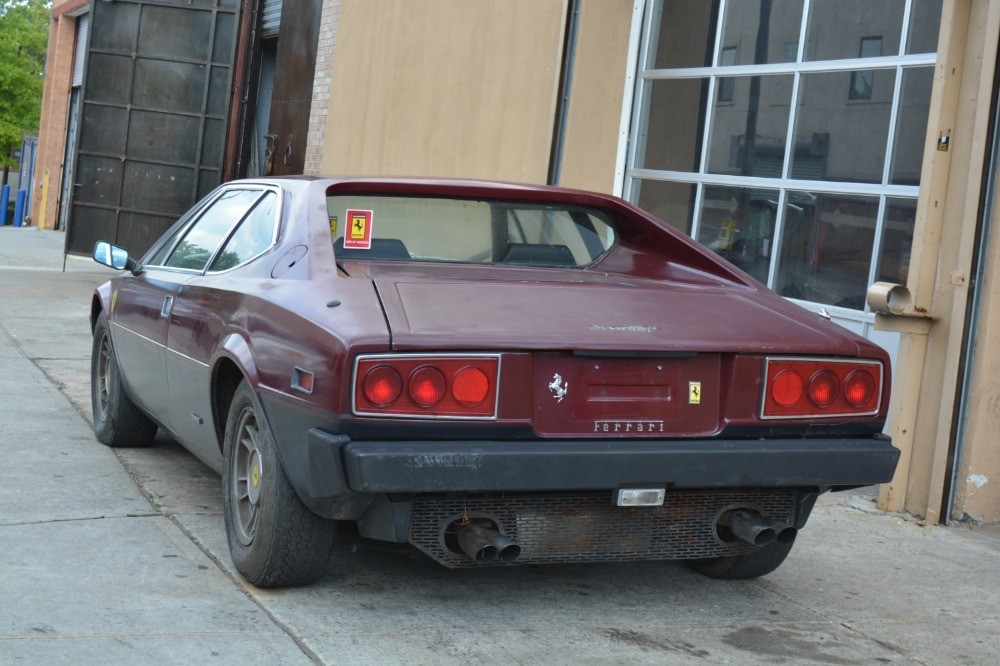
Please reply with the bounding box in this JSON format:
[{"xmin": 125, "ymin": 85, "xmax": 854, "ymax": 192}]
[
  {"xmin": 65, "ymin": 0, "xmax": 240, "ymax": 257},
  {"xmin": 266, "ymin": 0, "xmax": 322, "ymax": 176}
]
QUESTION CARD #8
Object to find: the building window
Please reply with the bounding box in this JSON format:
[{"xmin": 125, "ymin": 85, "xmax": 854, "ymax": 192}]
[
  {"xmin": 627, "ymin": 0, "xmax": 942, "ymax": 315},
  {"xmin": 849, "ymin": 37, "xmax": 883, "ymax": 100}
]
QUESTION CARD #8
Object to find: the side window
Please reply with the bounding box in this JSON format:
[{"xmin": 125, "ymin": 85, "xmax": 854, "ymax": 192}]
[
  {"xmin": 164, "ymin": 189, "xmax": 262, "ymax": 271},
  {"xmin": 210, "ymin": 192, "xmax": 278, "ymax": 271}
]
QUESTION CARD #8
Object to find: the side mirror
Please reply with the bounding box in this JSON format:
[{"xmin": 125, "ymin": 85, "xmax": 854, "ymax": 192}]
[{"xmin": 93, "ymin": 241, "xmax": 141, "ymax": 275}]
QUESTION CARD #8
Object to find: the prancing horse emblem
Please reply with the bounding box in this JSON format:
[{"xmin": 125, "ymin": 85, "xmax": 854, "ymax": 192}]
[{"xmin": 549, "ymin": 373, "xmax": 569, "ymax": 402}]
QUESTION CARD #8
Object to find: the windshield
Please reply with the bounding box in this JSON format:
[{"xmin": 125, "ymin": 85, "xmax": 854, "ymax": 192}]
[{"xmin": 326, "ymin": 195, "xmax": 616, "ymax": 267}]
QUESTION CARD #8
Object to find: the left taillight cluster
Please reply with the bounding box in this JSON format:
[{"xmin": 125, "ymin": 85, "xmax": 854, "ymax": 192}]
[
  {"xmin": 353, "ymin": 355, "xmax": 500, "ymax": 419},
  {"xmin": 761, "ymin": 357, "xmax": 883, "ymax": 419}
]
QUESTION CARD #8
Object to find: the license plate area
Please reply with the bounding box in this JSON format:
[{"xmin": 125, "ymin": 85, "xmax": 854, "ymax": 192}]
[{"xmin": 532, "ymin": 353, "xmax": 721, "ymax": 437}]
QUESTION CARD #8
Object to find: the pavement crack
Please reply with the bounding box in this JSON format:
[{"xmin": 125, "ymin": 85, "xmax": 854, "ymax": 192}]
[
  {"xmin": 163, "ymin": 513, "xmax": 325, "ymax": 665},
  {"xmin": 1, "ymin": 513, "xmax": 160, "ymax": 527}
]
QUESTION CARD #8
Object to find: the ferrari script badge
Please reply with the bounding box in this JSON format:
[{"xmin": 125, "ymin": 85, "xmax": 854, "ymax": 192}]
[{"xmin": 549, "ymin": 373, "xmax": 569, "ymax": 402}]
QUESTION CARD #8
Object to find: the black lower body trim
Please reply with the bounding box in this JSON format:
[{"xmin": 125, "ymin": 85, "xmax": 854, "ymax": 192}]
[{"xmin": 338, "ymin": 435, "xmax": 899, "ymax": 493}]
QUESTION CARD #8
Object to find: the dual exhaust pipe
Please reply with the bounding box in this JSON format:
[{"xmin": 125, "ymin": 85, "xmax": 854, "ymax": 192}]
[
  {"xmin": 457, "ymin": 524, "xmax": 521, "ymax": 564},
  {"xmin": 718, "ymin": 510, "xmax": 797, "ymax": 548}
]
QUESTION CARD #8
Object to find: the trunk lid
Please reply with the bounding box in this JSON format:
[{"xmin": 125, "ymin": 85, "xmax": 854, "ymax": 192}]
[{"xmin": 368, "ymin": 265, "xmax": 861, "ymax": 356}]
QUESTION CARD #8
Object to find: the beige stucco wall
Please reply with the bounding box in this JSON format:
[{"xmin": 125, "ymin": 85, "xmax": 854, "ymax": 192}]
[
  {"xmin": 557, "ymin": 0, "xmax": 633, "ymax": 194},
  {"xmin": 320, "ymin": 0, "xmax": 568, "ymax": 184}
]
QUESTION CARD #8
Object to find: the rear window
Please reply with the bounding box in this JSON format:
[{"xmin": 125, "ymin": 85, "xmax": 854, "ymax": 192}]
[{"xmin": 325, "ymin": 195, "xmax": 616, "ymax": 267}]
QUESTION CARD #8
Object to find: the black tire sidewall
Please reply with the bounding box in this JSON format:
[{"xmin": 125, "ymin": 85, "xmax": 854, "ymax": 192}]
[{"xmin": 222, "ymin": 379, "xmax": 334, "ymax": 586}]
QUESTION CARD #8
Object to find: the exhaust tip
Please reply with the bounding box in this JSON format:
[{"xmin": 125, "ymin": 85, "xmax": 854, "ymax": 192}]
[
  {"xmin": 457, "ymin": 526, "xmax": 499, "ymax": 564},
  {"xmin": 497, "ymin": 543, "xmax": 521, "ymax": 563},
  {"xmin": 719, "ymin": 510, "xmax": 777, "ymax": 548},
  {"xmin": 773, "ymin": 525, "xmax": 798, "ymax": 545}
]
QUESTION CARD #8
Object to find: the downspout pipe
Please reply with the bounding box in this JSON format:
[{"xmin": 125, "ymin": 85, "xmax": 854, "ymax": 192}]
[{"xmin": 548, "ymin": 0, "xmax": 581, "ymax": 186}]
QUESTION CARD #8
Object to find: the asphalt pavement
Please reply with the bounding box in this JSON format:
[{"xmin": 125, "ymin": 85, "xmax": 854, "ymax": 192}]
[{"xmin": 1, "ymin": 225, "xmax": 998, "ymax": 665}]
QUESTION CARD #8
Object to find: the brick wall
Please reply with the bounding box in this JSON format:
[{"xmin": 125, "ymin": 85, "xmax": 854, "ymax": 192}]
[
  {"xmin": 303, "ymin": 0, "xmax": 341, "ymax": 175},
  {"xmin": 30, "ymin": 10, "xmax": 80, "ymax": 229}
]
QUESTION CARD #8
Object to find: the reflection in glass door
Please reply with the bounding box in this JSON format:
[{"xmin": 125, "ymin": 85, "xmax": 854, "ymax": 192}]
[{"xmin": 625, "ymin": 0, "xmax": 943, "ymax": 365}]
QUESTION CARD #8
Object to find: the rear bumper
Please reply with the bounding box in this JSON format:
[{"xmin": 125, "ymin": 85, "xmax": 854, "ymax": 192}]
[{"xmin": 306, "ymin": 430, "xmax": 899, "ymax": 497}]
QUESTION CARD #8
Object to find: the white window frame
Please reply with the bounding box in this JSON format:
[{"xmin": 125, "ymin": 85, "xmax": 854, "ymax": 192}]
[{"xmin": 622, "ymin": 0, "xmax": 938, "ymax": 321}]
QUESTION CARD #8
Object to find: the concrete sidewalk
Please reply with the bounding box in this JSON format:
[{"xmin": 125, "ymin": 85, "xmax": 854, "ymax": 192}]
[{"xmin": 1, "ymin": 226, "xmax": 998, "ymax": 665}]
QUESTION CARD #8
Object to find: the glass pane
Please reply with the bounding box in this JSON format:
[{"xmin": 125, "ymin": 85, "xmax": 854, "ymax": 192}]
[
  {"xmin": 775, "ymin": 192, "xmax": 878, "ymax": 309},
  {"xmin": 637, "ymin": 79, "xmax": 708, "ymax": 172},
  {"xmin": 696, "ymin": 185, "xmax": 779, "ymax": 284},
  {"xmin": 122, "ymin": 163, "xmax": 196, "ymax": 216},
  {"xmin": 198, "ymin": 169, "xmax": 221, "ymax": 200},
  {"xmin": 211, "ymin": 193, "xmax": 277, "ymax": 271},
  {"xmin": 138, "ymin": 6, "xmax": 212, "ymax": 61},
  {"xmin": 805, "ymin": 0, "xmax": 904, "ymax": 61},
  {"xmin": 890, "ymin": 67, "xmax": 934, "ymax": 185},
  {"xmin": 201, "ymin": 118, "xmax": 224, "ymax": 168},
  {"xmin": 74, "ymin": 156, "xmax": 123, "ymax": 207},
  {"xmin": 207, "ymin": 67, "xmax": 230, "ymax": 117},
  {"xmin": 80, "ymin": 105, "xmax": 127, "ymax": 155},
  {"xmin": 127, "ymin": 111, "xmax": 200, "ymax": 163},
  {"xmin": 633, "ymin": 179, "xmax": 696, "ymax": 235},
  {"xmin": 166, "ymin": 189, "xmax": 262, "ymax": 270},
  {"xmin": 90, "ymin": 2, "xmax": 140, "ymax": 52},
  {"xmin": 118, "ymin": 212, "xmax": 178, "ymax": 259},
  {"xmin": 213, "ymin": 12, "xmax": 236, "ymax": 65},
  {"xmin": 132, "ymin": 60, "xmax": 208, "ymax": 114},
  {"xmin": 85, "ymin": 54, "xmax": 132, "ymax": 105},
  {"xmin": 906, "ymin": 0, "xmax": 943, "ymax": 54},
  {"xmin": 791, "ymin": 70, "xmax": 896, "ymax": 183},
  {"xmin": 706, "ymin": 75, "xmax": 794, "ymax": 176},
  {"xmin": 876, "ymin": 198, "xmax": 916, "ymax": 283},
  {"xmin": 719, "ymin": 0, "xmax": 805, "ymax": 66},
  {"xmin": 651, "ymin": 2, "xmax": 716, "ymax": 69}
]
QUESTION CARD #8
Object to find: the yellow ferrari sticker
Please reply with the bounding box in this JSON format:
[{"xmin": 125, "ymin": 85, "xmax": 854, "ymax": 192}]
[
  {"xmin": 111, "ymin": 289, "xmax": 118, "ymax": 314},
  {"xmin": 689, "ymin": 381, "xmax": 702, "ymax": 405},
  {"xmin": 350, "ymin": 213, "xmax": 367, "ymax": 239},
  {"xmin": 344, "ymin": 209, "xmax": 373, "ymax": 249},
  {"xmin": 329, "ymin": 216, "xmax": 338, "ymax": 238}
]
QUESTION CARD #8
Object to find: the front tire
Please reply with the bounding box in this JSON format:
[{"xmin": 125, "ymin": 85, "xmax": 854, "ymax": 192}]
[
  {"xmin": 91, "ymin": 312, "xmax": 158, "ymax": 447},
  {"xmin": 222, "ymin": 379, "xmax": 335, "ymax": 587},
  {"xmin": 688, "ymin": 540, "xmax": 795, "ymax": 580}
]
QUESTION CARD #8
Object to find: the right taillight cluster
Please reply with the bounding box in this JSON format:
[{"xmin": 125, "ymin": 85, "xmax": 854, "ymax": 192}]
[
  {"xmin": 761, "ymin": 357, "xmax": 883, "ymax": 419},
  {"xmin": 353, "ymin": 354, "xmax": 500, "ymax": 419}
]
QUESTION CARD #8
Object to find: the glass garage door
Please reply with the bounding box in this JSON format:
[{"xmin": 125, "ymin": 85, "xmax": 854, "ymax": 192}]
[{"xmin": 625, "ymin": 0, "xmax": 944, "ymax": 366}]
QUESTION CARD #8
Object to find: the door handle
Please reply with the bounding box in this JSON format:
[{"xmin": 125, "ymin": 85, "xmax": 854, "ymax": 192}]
[{"xmin": 160, "ymin": 295, "xmax": 174, "ymax": 319}]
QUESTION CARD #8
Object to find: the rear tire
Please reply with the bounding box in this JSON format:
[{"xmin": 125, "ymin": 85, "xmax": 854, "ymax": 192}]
[
  {"xmin": 688, "ymin": 540, "xmax": 794, "ymax": 580},
  {"xmin": 222, "ymin": 379, "xmax": 335, "ymax": 587},
  {"xmin": 91, "ymin": 312, "xmax": 158, "ymax": 447}
]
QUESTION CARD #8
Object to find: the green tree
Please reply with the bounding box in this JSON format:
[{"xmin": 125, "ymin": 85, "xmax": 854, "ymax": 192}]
[{"xmin": 0, "ymin": 0, "xmax": 51, "ymax": 170}]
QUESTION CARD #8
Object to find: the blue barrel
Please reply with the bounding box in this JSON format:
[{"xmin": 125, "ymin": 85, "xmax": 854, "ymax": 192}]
[
  {"xmin": 1, "ymin": 184, "xmax": 9, "ymax": 225},
  {"xmin": 14, "ymin": 189, "xmax": 26, "ymax": 227}
]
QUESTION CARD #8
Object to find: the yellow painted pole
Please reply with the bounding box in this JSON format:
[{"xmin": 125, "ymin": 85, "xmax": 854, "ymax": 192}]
[{"xmin": 39, "ymin": 169, "xmax": 50, "ymax": 229}]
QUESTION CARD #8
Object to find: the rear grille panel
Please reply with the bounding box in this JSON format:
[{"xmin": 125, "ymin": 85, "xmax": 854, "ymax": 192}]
[{"xmin": 410, "ymin": 489, "xmax": 798, "ymax": 568}]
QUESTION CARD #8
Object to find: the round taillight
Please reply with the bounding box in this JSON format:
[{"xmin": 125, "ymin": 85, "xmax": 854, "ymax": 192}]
[
  {"xmin": 808, "ymin": 370, "xmax": 839, "ymax": 407},
  {"xmin": 771, "ymin": 369, "xmax": 804, "ymax": 407},
  {"xmin": 844, "ymin": 369, "xmax": 876, "ymax": 407},
  {"xmin": 452, "ymin": 367, "xmax": 490, "ymax": 407},
  {"xmin": 409, "ymin": 366, "xmax": 446, "ymax": 407},
  {"xmin": 363, "ymin": 365, "xmax": 402, "ymax": 407}
]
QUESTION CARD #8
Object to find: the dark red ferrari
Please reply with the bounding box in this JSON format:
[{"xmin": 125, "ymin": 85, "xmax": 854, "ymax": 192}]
[{"xmin": 90, "ymin": 177, "xmax": 898, "ymax": 587}]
